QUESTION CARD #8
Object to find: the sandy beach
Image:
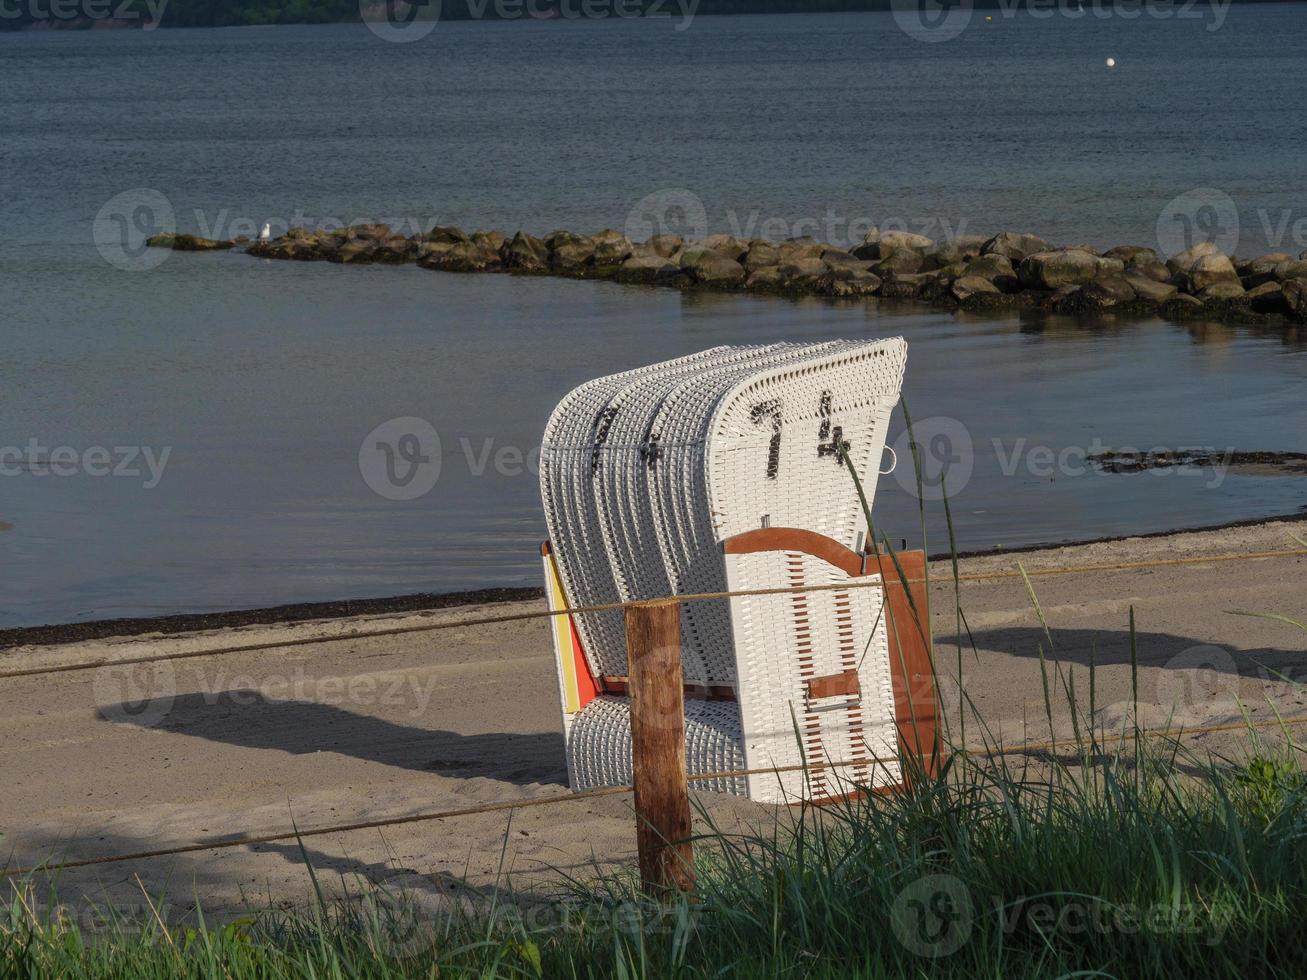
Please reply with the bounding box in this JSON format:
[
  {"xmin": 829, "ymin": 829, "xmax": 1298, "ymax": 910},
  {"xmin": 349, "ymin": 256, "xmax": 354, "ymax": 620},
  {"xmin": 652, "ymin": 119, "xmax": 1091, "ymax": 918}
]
[{"xmin": 3, "ymin": 517, "xmax": 1306, "ymax": 918}]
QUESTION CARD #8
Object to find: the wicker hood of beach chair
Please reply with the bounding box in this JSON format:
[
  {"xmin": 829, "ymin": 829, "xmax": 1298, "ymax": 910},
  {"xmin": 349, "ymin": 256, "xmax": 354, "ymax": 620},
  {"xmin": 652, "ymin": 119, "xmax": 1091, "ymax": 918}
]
[{"xmin": 540, "ymin": 339, "xmax": 910, "ymax": 803}]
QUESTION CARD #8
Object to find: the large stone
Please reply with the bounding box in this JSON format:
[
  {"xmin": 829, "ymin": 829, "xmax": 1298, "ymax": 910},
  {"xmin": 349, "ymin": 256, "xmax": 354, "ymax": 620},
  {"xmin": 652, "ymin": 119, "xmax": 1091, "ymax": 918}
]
[
  {"xmin": 1165, "ymin": 240, "xmax": 1220, "ymax": 275},
  {"xmin": 1242, "ymin": 252, "xmax": 1293, "ymax": 277},
  {"xmin": 1184, "ymin": 253, "xmax": 1239, "ymax": 293},
  {"xmin": 823, "ymin": 254, "xmax": 875, "ymax": 277},
  {"xmin": 648, "ymin": 234, "xmax": 683, "ymax": 258},
  {"xmin": 930, "ymin": 235, "xmax": 988, "ymax": 267},
  {"xmin": 1197, "ymin": 280, "xmax": 1246, "ymax": 301},
  {"xmin": 426, "ymin": 225, "xmax": 471, "ymax": 245},
  {"xmin": 744, "ymin": 265, "xmax": 785, "ymax": 290},
  {"xmin": 864, "ymin": 229, "xmax": 935, "ymax": 259},
  {"xmin": 591, "ymin": 229, "xmax": 633, "ymax": 265},
  {"xmin": 346, "ymin": 223, "xmax": 392, "ymax": 243},
  {"xmin": 743, "ymin": 242, "xmax": 781, "ymax": 271},
  {"xmin": 1124, "ymin": 274, "xmax": 1178, "ymax": 304},
  {"xmin": 1131, "ymin": 260, "xmax": 1171, "ymax": 283},
  {"xmin": 950, "ymin": 275, "xmax": 1001, "ymax": 301},
  {"xmin": 1018, "ymin": 250, "xmax": 1101, "ymax": 289},
  {"xmin": 417, "ymin": 241, "xmax": 453, "ymax": 261},
  {"xmin": 419, "ymin": 240, "xmax": 498, "ymax": 272},
  {"xmin": 982, "ymin": 231, "xmax": 1051, "ymax": 261},
  {"xmin": 1057, "ymin": 275, "xmax": 1137, "ymax": 312},
  {"xmin": 963, "ymin": 253, "xmax": 1019, "ymax": 292},
  {"xmin": 1273, "ymin": 259, "xmax": 1307, "ymax": 283},
  {"xmin": 1282, "ymin": 278, "xmax": 1307, "ymax": 321},
  {"xmin": 504, "ymin": 231, "xmax": 549, "ymax": 272},
  {"xmin": 702, "ymin": 234, "xmax": 748, "ymax": 261},
  {"xmin": 780, "ymin": 238, "xmax": 827, "ymax": 261},
  {"xmin": 617, "ymin": 252, "xmax": 681, "ymax": 284},
  {"xmin": 681, "ymin": 248, "xmax": 745, "ymax": 286},
  {"xmin": 778, "ymin": 257, "xmax": 828, "ymax": 287},
  {"xmin": 874, "ymin": 247, "xmax": 923, "ymax": 275},
  {"xmin": 545, "ymin": 230, "xmax": 587, "ymax": 251},
  {"xmin": 374, "ymin": 235, "xmax": 418, "ymax": 264},
  {"xmin": 472, "ymin": 230, "xmax": 506, "ymax": 254},
  {"xmin": 1103, "ymin": 245, "xmax": 1159, "ymax": 266},
  {"xmin": 146, "ymin": 232, "xmax": 235, "ymax": 251},
  {"xmin": 332, "ymin": 239, "xmax": 377, "ymax": 264},
  {"xmin": 878, "ymin": 272, "xmax": 935, "ymax": 299},
  {"xmin": 1245, "ymin": 281, "xmax": 1290, "ymax": 315},
  {"xmin": 1160, "ymin": 293, "xmax": 1205, "ymax": 319},
  {"xmin": 825, "ymin": 270, "xmax": 882, "ymax": 298},
  {"xmin": 551, "ymin": 238, "xmax": 596, "ymax": 272}
]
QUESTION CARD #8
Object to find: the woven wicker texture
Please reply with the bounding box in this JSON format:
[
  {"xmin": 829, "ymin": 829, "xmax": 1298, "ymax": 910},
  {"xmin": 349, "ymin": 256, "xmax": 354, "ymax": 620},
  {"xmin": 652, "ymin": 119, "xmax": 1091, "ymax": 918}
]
[
  {"xmin": 724, "ymin": 551, "xmax": 901, "ymax": 804},
  {"xmin": 540, "ymin": 347, "xmax": 745, "ymax": 679},
  {"xmin": 589, "ymin": 345, "xmax": 795, "ymax": 678},
  {"xmin": 567, "ymin": 694, "xmax": 747, "ymax": 795},
  {"xmin": 684, "ymin": 340, "xmax": 907, "ymax": 682}
]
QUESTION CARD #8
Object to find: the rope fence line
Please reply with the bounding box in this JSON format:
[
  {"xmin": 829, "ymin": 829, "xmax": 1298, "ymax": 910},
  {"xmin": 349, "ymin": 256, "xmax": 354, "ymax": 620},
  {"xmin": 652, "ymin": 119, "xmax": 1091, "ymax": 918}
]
[
  {"xmin": 2, "ymin": 547, "xmax": 1303, "ymax": 682},
  {"xmin": 6, "ymin": 711, "xmax": 1307, "ymax": 881}
]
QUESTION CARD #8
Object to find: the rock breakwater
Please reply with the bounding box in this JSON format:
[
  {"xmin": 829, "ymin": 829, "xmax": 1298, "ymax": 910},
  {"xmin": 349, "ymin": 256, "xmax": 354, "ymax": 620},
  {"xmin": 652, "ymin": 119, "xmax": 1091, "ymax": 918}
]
[{"xmin": 147, "ymin": 225, "xmax": 1307, "ymax": 327}]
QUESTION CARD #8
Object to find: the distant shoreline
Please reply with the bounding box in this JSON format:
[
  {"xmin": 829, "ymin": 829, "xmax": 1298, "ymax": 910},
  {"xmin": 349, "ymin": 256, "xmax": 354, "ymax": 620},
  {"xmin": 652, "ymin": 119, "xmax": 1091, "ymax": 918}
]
[{"xmin": 3, "ymin": 0, "xmax": 1301, "ymax": 34}]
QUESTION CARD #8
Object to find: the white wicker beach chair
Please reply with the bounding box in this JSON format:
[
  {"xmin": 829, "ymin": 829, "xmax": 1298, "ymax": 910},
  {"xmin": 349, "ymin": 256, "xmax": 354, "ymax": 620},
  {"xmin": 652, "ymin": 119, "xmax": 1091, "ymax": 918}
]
[{"xmin": 540, "ymin": 339, "xmax": 918, "ymax": 803}]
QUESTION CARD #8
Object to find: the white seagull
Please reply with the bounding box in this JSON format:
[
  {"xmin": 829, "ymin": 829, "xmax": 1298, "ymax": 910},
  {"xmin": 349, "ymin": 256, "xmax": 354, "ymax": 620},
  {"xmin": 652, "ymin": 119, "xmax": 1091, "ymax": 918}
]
[{"xmin": 258, "ymin": 222, "xmax": 271, "ymax": 242}]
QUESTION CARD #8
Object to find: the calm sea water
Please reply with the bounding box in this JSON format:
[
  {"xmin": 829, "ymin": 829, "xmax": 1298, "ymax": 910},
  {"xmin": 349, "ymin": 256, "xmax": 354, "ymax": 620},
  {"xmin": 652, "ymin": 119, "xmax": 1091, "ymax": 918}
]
[{"xmin": 2, "ymin": 9, "xmax": 1306, "ymax": 627}]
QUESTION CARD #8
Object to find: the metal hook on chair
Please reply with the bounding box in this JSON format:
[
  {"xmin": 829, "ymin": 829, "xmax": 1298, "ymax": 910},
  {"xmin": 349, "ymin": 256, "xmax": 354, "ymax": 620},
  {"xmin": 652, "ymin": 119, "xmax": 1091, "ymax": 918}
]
[{"xmin": 879, "ymin": 446, "xmax": 897, "ymax": 476}]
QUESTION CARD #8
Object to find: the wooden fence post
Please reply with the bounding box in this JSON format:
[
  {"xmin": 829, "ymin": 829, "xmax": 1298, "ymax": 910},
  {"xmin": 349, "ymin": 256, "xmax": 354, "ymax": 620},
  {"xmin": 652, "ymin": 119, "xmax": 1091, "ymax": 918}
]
[{"xmin": 625, "ymin": 600, "xmax": 696, "ymax": 900}]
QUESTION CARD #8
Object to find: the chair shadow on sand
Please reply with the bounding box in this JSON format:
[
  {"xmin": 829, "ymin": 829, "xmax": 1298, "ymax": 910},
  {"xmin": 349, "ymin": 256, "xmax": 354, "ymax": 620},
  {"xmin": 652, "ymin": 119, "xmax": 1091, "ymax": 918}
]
[
  {"xmin": 956, "ymin": 624, "xmax": 1307, "ymax": 677},
  {"xmin": 98, "ymin": 691, "xmax": 568, "ymax": 787}
]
